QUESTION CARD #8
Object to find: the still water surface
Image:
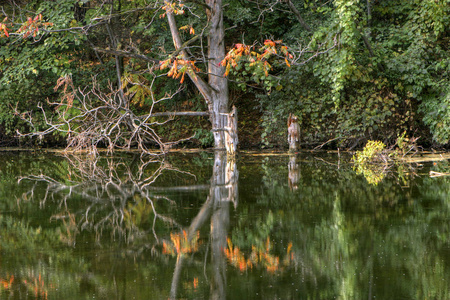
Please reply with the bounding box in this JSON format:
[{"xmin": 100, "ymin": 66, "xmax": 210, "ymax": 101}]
[{"xmin": 1, "ymin": 151, "xmax": 450, "ymax": 299}]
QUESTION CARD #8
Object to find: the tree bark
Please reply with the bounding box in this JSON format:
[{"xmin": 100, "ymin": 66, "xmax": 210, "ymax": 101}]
[
  {"xmin": 223, "ymin": 106, "xmax": 238, "ymax": 155},
  {"xmin": 206, "ymin": 0, "xmax": 229, "ymax": 150},
  {"xmin": 166, "ymin": 1, "xmax": 234, "ymax": 152}
]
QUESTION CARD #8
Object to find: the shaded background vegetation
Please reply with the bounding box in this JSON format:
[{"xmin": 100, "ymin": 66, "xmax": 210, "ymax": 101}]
[{"xmin": 0, "ymin": 0, "xmax": 449, "ymax": 149}]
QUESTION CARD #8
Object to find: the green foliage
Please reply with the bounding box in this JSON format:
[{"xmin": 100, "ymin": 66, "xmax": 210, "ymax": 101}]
[
  {"xmin": 254, "ymin": 0, "xmax": 449, "ymax": 148},
  {"xmin": 421, "ymin": 88, "xmax": 450, "ymax": 144},
  {"xmin": 353, "ymin": 140, "xmax": 386, "ymax": 164},
  {"xmin": 0, "ymin": 0, "xmax": 449, "ymax": 149},
  {"xmin": 0, "ymin": 0, "xmax": 90, "ymax": 142},
  {"xmin": 396, "ymin": 131, "xmax": 408, "ymax": 154},
  {"xmin": 194, "ymin": 128, "xmax": 214, "ymax": 148}
]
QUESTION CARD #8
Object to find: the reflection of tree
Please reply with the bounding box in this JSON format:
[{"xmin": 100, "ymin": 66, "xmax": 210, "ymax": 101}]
[
  {"xmin": 168, "ymin": 152, "xmax": 238, "ymax": 300},
  {"xmin": 18, "ymin": 154, "xmax": 190, "ymax": 245},
  {"xmin": 10, "ymin": 153, "xmax": 212, "ymax": 298},
  {"xmin": 8, "ymin": 153, "xmax": 450, "ymax": 299},
  {"xmin": 252, "ymin": 155, "xmax": 450, "ymax": 299},
  {"xmin": 15, "ymin": 152, "xmax": 241, "ymax": 299}
]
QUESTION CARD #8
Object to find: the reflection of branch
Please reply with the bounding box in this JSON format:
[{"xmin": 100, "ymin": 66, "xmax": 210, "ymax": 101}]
[
  {"xmin": 170, "ymin": 194, "xmax": 213, "ymax": 299},
  {"xmin": 18, "ymin": 154, "xmax": 196, "ymax": 246},
  {"xmin": 430, "ymin": 171, "xmax": 450, "ymax": 177}
]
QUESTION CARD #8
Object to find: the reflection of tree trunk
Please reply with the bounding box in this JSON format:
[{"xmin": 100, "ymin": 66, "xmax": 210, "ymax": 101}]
[
  {"xmin": 169, "ymin": 151, "xmax": 238, "ymax": 300},
  {"xmin": 210, "ymin": 199, "xmax": 228, "ymax": 300},
  {"xmin": 210, "ymin": 151, "xmax": 238, "ymax": 299},
  {"xmin": 288, "ymin": 155, "xmax": 300, "ymax": 191}
]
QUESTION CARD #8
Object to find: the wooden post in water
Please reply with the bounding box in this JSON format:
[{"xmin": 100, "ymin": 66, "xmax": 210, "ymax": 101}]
[{"xmin": 287, "ymin": 113, "xmax": 301, "ymax": 153}]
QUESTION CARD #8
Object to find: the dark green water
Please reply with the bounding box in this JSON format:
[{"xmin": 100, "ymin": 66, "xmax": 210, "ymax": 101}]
[{"xmin": 1, "ymin": 151, "xmax": 450, "ymax": 299}]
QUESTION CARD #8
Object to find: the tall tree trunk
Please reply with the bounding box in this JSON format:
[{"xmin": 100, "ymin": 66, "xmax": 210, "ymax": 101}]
[
  {"xmin": 206, "ymin": 0, "xmax": 229, "ymax": 150},
  {"xmin": 166, "ymin": 0, "xmax": 234, "ymax": 152}
]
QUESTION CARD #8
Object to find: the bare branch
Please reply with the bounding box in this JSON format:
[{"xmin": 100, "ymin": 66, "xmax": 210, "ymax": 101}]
[
  {"xmin": 286, "ymin": 0, "xmax": 312, "ymax": 32},
  {"xmin": 15, "ymin": 75, "xmax": 195, "ymax": 155}
]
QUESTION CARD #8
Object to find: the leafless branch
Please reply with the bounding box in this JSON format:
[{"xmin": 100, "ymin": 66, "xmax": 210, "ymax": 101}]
[{"xmin": 15, "ymin": 75, "xmax": 194, "ymax": 155}]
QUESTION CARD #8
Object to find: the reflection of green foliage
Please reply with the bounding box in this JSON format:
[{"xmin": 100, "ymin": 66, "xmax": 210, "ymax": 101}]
[
  {"xmin": 354, "ymin": 163, "xmax": 387, "ymax": 185},
  {"xmin": 238, "ymin": 154, "xmax": 450, "ymax": 299},
  {"xmin": 124, "ymin": 194, "xmax": 154, "ymax": 228},
  {"xmin": 353, "ymin": 140, "xmax": 388, "ymax": 185},
  {"xmin": 232, "ymin": 210, "xmax": 274, "ymax": 251},
  {"xmin": 3, "ymin": 153, "xmax": 450, "ymax": 299},
  {"xmin": 0, "ymin": 215, "xmax": 61, "ymax": 262}
]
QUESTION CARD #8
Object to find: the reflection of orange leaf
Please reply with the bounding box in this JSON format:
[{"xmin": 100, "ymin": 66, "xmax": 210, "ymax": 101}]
[
  {"xmin": 193, "ymin": 277, "xmax": 198, "ymax": 289},
  {"xmin": 17, "ymin": 273, "xmax": 49, "ymax": 300},
  {"xmin": 1, "ymin": 275, "xmax": 14, "ymax": 288},
  {"xmin": 226, "ymin": 236, "xmax": 295, "ymax": 274},
  {"xmin": 225, "ymin": 238, "xmax": 253, "ymax": 272},
  {"xmin": 265, "ymin": 237, "xmax": 271, "ymax": 252},
  {"xmin": 164, "ymin": 230, "xmax": 200, "ymax": 256}
]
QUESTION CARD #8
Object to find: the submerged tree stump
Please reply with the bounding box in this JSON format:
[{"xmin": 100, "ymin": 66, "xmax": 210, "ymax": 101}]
[
  {"xmin": 224, "ymin": 106, "xmax": 238, "ymax": 156},
  {"xmin": 287, "ymin": 113, "xmax": 301, "ymax": 152}
]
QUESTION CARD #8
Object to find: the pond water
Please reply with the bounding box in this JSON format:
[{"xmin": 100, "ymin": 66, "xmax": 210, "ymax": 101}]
[{"xmin": 1, "ymin": 151, "xmax": 450, "ymax": 299}]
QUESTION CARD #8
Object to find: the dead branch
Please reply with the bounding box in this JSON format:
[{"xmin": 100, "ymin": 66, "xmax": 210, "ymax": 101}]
[
  {"xmin": 430, "ymin": 171, "xmax": 450, "ymax": 178},
  {"xmin": 16, "ymin": 75, "xmax": 195, "ymax": 155}
]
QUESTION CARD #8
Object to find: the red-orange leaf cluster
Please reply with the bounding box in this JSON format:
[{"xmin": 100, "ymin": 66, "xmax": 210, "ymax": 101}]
[
  {"xmin": 160, "ymin": 1, "xmax": 185, "ymax": 18},
  {"xmin": 0, "ymin": 23, "xmax": 9, "ymax": 37},
  {"xmin": 179, "ymin": 24, "xmax": 195, "ymax": 35},
  {"xmin": 160, "ymin": 57, "xmax": 200, "ymax": 83},
  {"xmin": 0, "ymin": 17, "xmax": 11, "ymax": 37},
  {"xmin": 221, "ymin": 40, "xmax": 293, "ymax": 78},
  {"xmin": 17, "ymin": 14, "xmax": 53, "ymax": 38}
]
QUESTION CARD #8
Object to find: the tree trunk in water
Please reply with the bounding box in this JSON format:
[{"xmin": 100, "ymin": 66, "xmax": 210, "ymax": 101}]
[
  {"xmin": 166, "ymin": 0, "xmax": 236, "ymax": 153},
  {"xmin": 207, "ymin": 0, "xmax": 229, "ymax": 150},
  {"xmin": 223, "ymin": 106, "xmax": 238, "ymax": 155}
]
